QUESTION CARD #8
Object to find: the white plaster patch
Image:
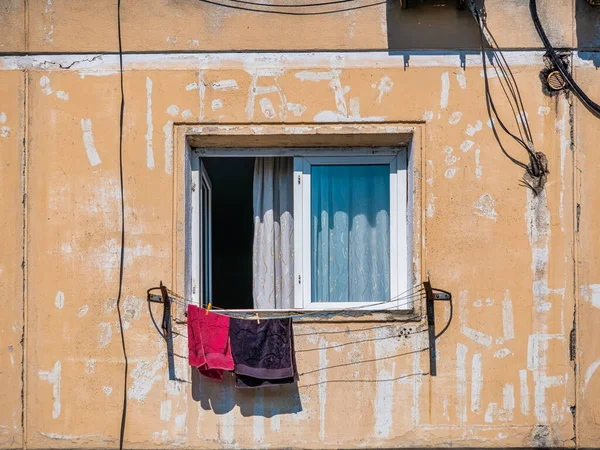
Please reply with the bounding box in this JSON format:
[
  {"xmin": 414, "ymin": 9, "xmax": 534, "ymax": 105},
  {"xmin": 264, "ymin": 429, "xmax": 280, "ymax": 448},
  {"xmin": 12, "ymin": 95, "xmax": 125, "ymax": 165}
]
[
  {"xmin": 85, "ymin": 359, "xmax": 96, "ymax": 374},
  {"xmin": 56, "ymin": 90, "xmax": 69, "ymax": 101},
  {"xmin": 426, "ymin": 193, "xmax": 436, "ymax": 218},
  {"xmin": 166, "ymin": 104, "xmax": 180, "ymax": 117},
  {"xmin": 449, "ymin": 111, "xmax": 462, "ymax": 125},
  {"xmin": 166, "ymin": 36, "xmax": 177, "ymax": 44},
  {"xmin": 77, "ymin": 305, "xmax": 89, "ymax": 318},
  {"xmin": 519, "ymin": 369, "xmax": 530, "ymax": 415},
  {"xmin": 211, "ymin": 99, "xmax": 223, "ymax": 111},
  {"xmin": 286, "ymin": 103, "xmax": 307, "ymax": 117},
  {"xmin": 38, "ymin": 361, "xmax": 61, "ymax": 419},
  {"xmin": 493, "ymin": 348, "xmax": 512, "ymax": 359},
  {"xmin": 583, "ymin": 284, "xmax": 600, "ymax": 309},
  {"xmin": 54, "ymin": 291, "xmax": 65, "ymax": 309},
  {"xmin": 475, "ymin": 148, "xmax": 482, "ymax": 180},
  {"xmin": 473, "ymin": 193, "xmax": 498, "ymax": 220},
  {"xmin": 163, "ymin": 121, "xmax": 173, "ymax": 175},
  {"xmin": 456, "ymin": 343, "xmax": 468, "ymax": 423},
  {"xmin": 376, "ymin": 76, "xmax": 393, "ymax": 104},
  {"xmin": 80, "ymin": 118, "xmax": 102, "ymax": 166},
  {"xmin": 1, "ymin": 126, "xmax": 11, "ymax": 138},
  {"xmin": 103, "ymin": 386, "xmax": 113, "ymax": 396},
  {"xmin": 119, "ymin": 296, "xmax": 143, "ymax": 330},
  {"xmin": 456, "ymin": 71, "xmax": 467, "ymax": 89},
  {"xmin": 443, "ymin": 146, "xmax": 459, "ymax": 165},
  {"xmin": 259, "ymin": 98, "xmax": 277, "ymax": 119},
  {"xmin": 98, "ymin": 322, "xmax": 112, "ymax": 348},
  {"xmin": 0, "ymin": 112, "xmax": 6, "ymax": 123},
  {"xmin": 484, "ymin": 402, "xmax": 498, "ymax": 423},
  {"xmin": 211, "ymin": 80, "xmax": 239, "ymax": 91},
  {"xmin": 459, "ymin": 290, "xmax": 493, "ymax": 347},
  {"xmin": 584, "ymin": 358, "xmax": 600, "ymax": 389},
  {"xmin": 538, "ymin": 106, "xmax": 550, "ymax": 116},
  {"xmin": 185, "ymin": 82, "xmax": 198, "ymax": 91},
  {"xmin": 445, "ymin": 168, "xmax": 458, "ymax": 179},
  {"xmin": 181, "ymin": 109, "xmax": 193, "ymax": 119},
  {"xmin": 471, "ymin": 353, "xmax": 482, "ymax": 412},
  {"xmin": 440, "ymin": 72, "xmax": 450, "ymax": 109},
  {"xmin": 466, "ymin": 120, "xmax": 483, "ymax": 136},
  {"xmin": 128, "ymin": 353, "xmax": 165, "ymax": 402},
  {"xmin": 145, "ymin": 77, "xmax": 155, "ymax": 170},
  {"xmin": 422, "ymin": 111, "xmax": 434, "ymax": 122},
  {"xmin": 40, "ymin": 76, "xmax": 53, "ymax": 95},
  {"xmin": 160, "ymin": 399, "xmax": 172, "ymax": 421},
  {"xmin": 8, "ymin": 345, "xmax": 14, "ymax": 367}
]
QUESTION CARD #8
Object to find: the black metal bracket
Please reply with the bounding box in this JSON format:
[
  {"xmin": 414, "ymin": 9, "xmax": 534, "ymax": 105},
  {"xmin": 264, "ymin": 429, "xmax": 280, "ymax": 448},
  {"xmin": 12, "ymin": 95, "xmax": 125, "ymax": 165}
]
[
  {"xmin": 424, "ymin": 280, "xmax": 452, "ymax": 377},
  {"xmin": 160, "ymin": 281, "xmax": 177, "ymax": 381}
]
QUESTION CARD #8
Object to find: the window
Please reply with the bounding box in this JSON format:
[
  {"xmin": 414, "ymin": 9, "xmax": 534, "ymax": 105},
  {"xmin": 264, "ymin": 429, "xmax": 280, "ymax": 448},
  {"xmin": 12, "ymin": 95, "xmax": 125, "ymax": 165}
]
[{"xmin": 190, "ymin": 149, "xmax": 409, "ymax": 311}]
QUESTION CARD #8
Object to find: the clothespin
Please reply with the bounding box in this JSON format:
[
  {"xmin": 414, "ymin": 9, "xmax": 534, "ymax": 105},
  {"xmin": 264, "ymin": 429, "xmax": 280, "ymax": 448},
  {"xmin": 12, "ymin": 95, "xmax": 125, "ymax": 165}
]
[
  {"xmin": 254, "ymin": 312, "xmax": 260, "ymax": 324},
  {"xmin": 205, "ymin": 303, "xmax": 212, "ymax": 315}
]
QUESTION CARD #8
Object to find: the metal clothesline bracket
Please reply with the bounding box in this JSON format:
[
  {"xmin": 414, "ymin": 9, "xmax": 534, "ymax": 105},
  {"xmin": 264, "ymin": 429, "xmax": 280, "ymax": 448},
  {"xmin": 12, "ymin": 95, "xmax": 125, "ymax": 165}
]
[
  {"xmin": 424, "ymin": 280, "xmax": 452, "ymax": 377},
  {"xmin": 160, "ymin": 281, "xmax": 177, "ymax": 381}
]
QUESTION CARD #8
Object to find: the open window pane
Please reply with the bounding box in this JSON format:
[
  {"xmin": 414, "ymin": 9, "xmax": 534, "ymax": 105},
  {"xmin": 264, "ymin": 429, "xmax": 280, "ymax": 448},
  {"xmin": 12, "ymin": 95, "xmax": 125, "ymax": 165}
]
[{"xmin": 310, "ymin": 164, "xmax": 391, "ymax": 303}]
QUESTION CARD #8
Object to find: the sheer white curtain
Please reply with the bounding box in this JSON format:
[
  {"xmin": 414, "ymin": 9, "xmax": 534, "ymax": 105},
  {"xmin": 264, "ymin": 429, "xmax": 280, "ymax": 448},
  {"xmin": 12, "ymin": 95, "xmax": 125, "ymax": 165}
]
[{"xmin": 252, "ymin": 157, "xmax": 294, "ymax": 309}]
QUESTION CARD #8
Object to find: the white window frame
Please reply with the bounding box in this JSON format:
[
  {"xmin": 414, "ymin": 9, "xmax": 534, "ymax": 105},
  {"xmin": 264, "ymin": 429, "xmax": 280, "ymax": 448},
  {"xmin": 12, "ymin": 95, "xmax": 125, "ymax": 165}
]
[
  {"xmin": 190, "ymin": 147, "xmax": 409, "ymax": 311},
  {"xmin": 293, "ymin": 153, "xmax": 408, "ymax": 310}
]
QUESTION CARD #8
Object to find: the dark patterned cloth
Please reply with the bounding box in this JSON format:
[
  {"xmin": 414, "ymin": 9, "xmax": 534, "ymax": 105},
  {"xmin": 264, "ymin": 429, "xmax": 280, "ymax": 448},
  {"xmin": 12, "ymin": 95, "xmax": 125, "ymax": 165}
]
[{"xmin": 229, "ymin": 317, "xmax": 297, "ymax": 388}]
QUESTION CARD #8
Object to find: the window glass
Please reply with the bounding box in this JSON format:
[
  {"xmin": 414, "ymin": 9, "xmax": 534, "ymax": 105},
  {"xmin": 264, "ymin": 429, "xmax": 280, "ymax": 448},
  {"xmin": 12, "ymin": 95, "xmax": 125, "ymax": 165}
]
[{"xmin": 310, "ymin": 164, "xmax": 391, "ymax": 303}]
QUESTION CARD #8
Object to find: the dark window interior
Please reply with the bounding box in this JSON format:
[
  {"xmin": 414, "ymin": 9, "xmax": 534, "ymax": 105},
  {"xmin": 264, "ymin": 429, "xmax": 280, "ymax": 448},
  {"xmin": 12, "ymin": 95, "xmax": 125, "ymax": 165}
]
[
  {"xmin": 576, "ymin": 0, "xmax": 600, "ymax": 67},
  {"xmin": 202, "ymin": 157, "xmax": 255, "ymax": 310},
  {"xmin": 386, "ymin": 0, "xmax": 483, "ymax": 51}
]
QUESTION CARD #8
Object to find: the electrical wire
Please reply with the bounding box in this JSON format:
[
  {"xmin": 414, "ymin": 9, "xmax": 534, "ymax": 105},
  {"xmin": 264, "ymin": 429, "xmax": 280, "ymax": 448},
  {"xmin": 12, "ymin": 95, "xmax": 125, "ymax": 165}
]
[
  {"xmin": 196, "ymin": 0, "xmax": 386, "ymax": 15},
  {"xmin": 115, "ymin": 0, "xmax": 128, "ymax": 449},
  {"xmin": 471, "ymin": 5, "xmax": 542, "ymax": 179},
  {"xmin": 529, "ymin": 0, "xmax": 600, "ymax": 118},
  {"xmin": 223, "ymin": 0, "xmax": 362, "ymax": 8}
]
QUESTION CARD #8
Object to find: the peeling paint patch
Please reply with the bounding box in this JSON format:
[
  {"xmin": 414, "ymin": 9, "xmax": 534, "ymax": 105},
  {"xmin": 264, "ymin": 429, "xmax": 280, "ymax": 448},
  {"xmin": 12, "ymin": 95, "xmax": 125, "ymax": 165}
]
[
  {"xmin": 584, "ymin": 358, "xmax": 600, "ymax": 389},
  {"xmin": 54, "ymin": 291, "xmax": 65, "ymax": 309},
  {"xmin": 85, "ymin": 359, "xmax": 96, "ymax": 374},
  {"xmin": 40, "ymin": 76, "xmax": 53, "ymax": 95},
  {"xmin": 376, "ymin": 76, "xmax": 393, "ymax": 104},
  {"xmin": 160, "ymin": 399, "xmax": 172, "ymax": 421},
  {"xmin": 519, "ymin": 369, "xmax": 530, "ymax": 415},
  {"xmin": 211, "ymin": 80, "xmax": 239, "ymax": 91},
  {"xmin": 423, "ymin": 111, "xmax": 434, "ymax": 122},
  {"xmin": 38, "ymin": 361, "xmax": 61, "ymax": 419},
  {"xmin": 459, "ymin": 290, "xmax": 493, "ymax": 346},
  {"xmin": 484, "ymin": 402, "xmax": 498, "ymax": 423},
  {"xmin": 56, "ymin": 90, "xmax": 69, "ymax": 101},
  {"xmin": 166, "ymin": 104, "xmax": 180, "ymax": 117},
  {"xmin": 473, "ymin": 194, "xmax": 498, "ymax": 220},
  {"xmin": 440, "ymin": 72, "xmax": 450, "ymax": 109},
  {"xmin": 538, "ymin": 106, "xmax": 550, "ymax": 115},
  {"xmin": 128, "ymin": 353, "xmax": 165, "ymax": 402},
  {"xmin": 1, "ymin": 125, "xmax": 11, "ymax": 138},
  {"xmin": 460, "ymin": 140, "xmax": 474, "ymax": 154},
  {"xmin": 475, "ymin": 148, "xmax": 482, "ymax": 180},
  {"xmin": 181, "ymin": 109, "xmax": 193, "ymax": 119},
  {"xmin": 8, "ymin": 345, "xmax": 14, "ymax": 367},
  {"xmin": 103, "ymin": 386, "xmax": 113, "ymax": 396},
  {"xmin": 456, "ymin": 71, "xmax": 467, "ymax": 89},
  {"xmin": 456, "ymin": 343, "xmax": 468, "ymax": 423},
  {"xmin": 211, "ymin": 99, "xmax": 223, "ymax": 111},
  {"xmin": 146, "ymin": 78, "xmax": 155, "ymax": 170},
  {"xmin": 471, "ymin": 353, "xmax": 482, "ymax": 412},
  {"xmin": 466, "ymin": 120, "xmax": 483, "ymax": 136},
  {"xmin": 286, "ymin": 103, "xmax": 307, "ymax": 117},
  {"xmin": 445, "ymin": 168, "xmax": 458, "ymax": 179},
  {"xmin": 582, "ymin": 284, "xmax": 600, "ymax": 309},
  {"xmin": 98, "ymin": 322, "xmax": 112, "ymax": 348},
  {"xmin": 449, "ymin": 112, "xmax": 462, "ymax": 125},
  {"xmin": 163, "ymin": 121, "xmax": 174, "ymax": 175},
  {"xmin": 80, "ymin": 119, "xmax": 102, "ymax": 166},
  {"xmin": 494, "ymin": 348, "xmax": 512, "ymax": 359},
  {"xmin": 77, "ymin": 305, "xmax": 89, "ymax": 318}
]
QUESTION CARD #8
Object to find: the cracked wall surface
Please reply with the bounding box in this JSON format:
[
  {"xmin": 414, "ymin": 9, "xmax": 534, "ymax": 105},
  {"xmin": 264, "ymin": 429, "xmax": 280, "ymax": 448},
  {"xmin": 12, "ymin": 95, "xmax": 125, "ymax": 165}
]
[{"xmin": 0, "ymin": 0, "xmax": 599, "ymax": 448}]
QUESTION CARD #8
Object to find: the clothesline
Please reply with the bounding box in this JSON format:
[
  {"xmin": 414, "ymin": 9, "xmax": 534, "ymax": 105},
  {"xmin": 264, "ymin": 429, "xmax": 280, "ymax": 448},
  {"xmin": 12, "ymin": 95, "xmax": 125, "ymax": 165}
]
[{"xmin": 160, "ymin": 284, "xmax": 426, "ymax": 321}]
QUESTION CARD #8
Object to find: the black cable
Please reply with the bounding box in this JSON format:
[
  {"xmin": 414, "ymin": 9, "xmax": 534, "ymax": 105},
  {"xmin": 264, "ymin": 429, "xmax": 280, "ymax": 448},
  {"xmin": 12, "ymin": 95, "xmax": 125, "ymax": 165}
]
[
  {"xmin": 197, "ymin": 0, "xmax": 385, "ymax": 15},
  {"xmin": 224, "ymin": 0, "xmax": 361, "ymax": 7},
  {"xmin": 530, "ymin": 0, "xmax": 600, "ymax": 118},
  {"xmin": 433, "ymin": 289, "xmax": 453, "ymax": 340},
  {"xmin": 116, "ymin": 0, "xmax": 128, "ymax": 449}
]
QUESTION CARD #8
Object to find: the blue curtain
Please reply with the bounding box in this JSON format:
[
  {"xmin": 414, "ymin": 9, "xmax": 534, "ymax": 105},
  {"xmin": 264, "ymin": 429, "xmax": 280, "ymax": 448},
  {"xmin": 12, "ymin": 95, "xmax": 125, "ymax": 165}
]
[{"xmin": 311, "ymin": 164, "xmax": 390, "ymax": 303}]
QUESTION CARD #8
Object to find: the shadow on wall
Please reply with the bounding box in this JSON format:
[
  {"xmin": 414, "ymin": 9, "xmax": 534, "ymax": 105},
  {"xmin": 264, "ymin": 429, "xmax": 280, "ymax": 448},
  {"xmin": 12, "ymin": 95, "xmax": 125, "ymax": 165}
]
[
  {"xmin": 191, "ymin": 368, "xmax": 303, "ymax": 417},
  {"xmin": 576, "ymin": 0, "xmax": 600, "ymax": 67},
  {"xmin": 385, "ymin": 0, "xmax": 482, "ymax": 51}
]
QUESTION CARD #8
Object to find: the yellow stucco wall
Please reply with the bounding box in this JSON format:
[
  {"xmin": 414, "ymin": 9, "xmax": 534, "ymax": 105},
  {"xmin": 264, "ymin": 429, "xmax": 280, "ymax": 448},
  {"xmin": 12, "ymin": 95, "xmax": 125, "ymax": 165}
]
[{"xmin": 0, "ymin": 0, "xmax": 599, "ymax": 448}]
